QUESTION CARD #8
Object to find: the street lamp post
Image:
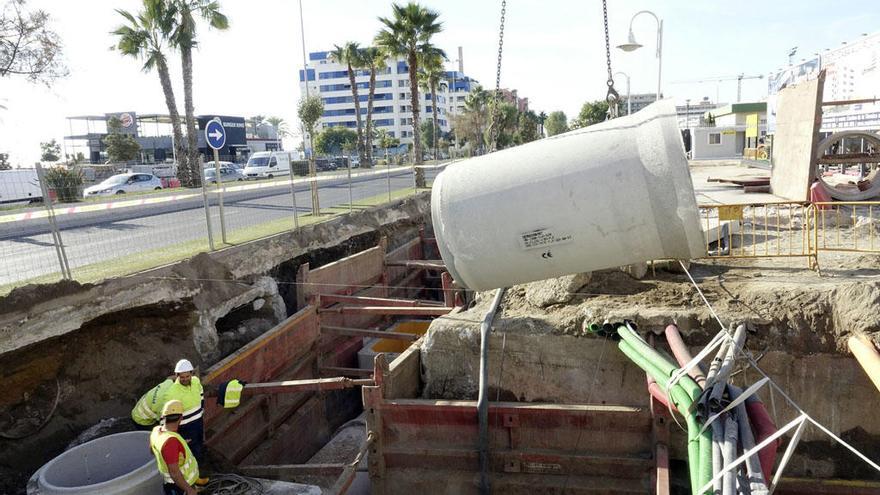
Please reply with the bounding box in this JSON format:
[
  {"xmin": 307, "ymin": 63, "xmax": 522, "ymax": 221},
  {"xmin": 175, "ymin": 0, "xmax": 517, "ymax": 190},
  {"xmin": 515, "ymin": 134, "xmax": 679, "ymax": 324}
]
[
  {"xmin": 614, "ymin": 71, "xmax": 631, "ymax": 115},
  {"xmin": 616, "ymin": 10, "xmax": 663, "ymax": 103}
]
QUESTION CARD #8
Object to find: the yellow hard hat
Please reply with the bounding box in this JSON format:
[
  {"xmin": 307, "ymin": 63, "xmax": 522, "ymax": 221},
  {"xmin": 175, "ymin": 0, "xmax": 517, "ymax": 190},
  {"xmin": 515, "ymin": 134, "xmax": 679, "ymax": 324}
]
[{"xmin": 161, "ymin": 399, "xmax": 184, "ymax": 418}]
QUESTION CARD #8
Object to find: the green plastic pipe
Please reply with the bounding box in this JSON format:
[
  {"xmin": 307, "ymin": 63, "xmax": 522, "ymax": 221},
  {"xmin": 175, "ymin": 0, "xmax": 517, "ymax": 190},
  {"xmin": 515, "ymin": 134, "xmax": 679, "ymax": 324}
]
[
  {"xmin": 618, "ymin": 329, "xmax": 713, "ymax": 494},
  {"xmin": 617, "ymin": 325, "xmax": 702, "ymax": 402},
  {"xmin": 619, "ymin": 341, "xmax": 702, "ymax": 494}
]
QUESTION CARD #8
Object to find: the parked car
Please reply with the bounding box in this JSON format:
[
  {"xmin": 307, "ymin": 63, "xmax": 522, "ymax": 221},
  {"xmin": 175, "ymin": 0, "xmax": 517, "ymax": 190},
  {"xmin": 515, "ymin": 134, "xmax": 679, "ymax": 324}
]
[
  {"xmin": 83, "ymin": 173, "xmax": 162, "ymax": 197},
  {"xmin": 204, "ymin": 166, "xmax": 245, "ymax": 183},
  {"xmin": 243, "ymin": 151, "xmax": 292, "ymax": 179}
]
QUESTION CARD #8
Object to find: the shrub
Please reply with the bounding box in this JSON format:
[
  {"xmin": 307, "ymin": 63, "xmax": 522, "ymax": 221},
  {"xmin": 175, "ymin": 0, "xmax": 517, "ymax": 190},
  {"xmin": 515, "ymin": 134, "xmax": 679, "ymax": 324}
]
[{"xmin": 44, "ymin": 166, "xmax": 83, "ymax": 202}]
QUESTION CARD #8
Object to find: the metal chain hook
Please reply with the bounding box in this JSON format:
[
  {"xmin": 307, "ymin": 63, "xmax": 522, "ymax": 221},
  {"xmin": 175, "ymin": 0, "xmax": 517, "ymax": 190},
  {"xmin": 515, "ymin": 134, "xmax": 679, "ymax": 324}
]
[
  {"xmin": 488, "ymin": 0, "xmax": 506, "ymax": 151},
  {"xmin": 602, "ymin": 0, "xmax": 620, "ymax": 120}
]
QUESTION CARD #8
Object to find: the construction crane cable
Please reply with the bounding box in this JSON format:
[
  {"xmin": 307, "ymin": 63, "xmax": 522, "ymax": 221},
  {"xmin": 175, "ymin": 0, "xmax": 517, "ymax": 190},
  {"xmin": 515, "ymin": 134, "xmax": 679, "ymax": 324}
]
[
  {"xmin": 602, "ymin": 0, "xmax": 620, "ymax": 120},
  {"xmin": 488, "ymin": 0, "xmax": 506, "ymax": 152}
]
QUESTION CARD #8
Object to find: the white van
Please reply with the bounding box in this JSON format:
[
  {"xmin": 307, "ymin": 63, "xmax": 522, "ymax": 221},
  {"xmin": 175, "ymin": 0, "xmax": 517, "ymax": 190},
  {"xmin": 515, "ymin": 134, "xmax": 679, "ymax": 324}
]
[
  {"xmin": 0, "ymin": 169, "xmax": 42, "ymax": 204},
  {"xmin": 243, "ymin": 151, "xmax": 294, "ymax": 179}
]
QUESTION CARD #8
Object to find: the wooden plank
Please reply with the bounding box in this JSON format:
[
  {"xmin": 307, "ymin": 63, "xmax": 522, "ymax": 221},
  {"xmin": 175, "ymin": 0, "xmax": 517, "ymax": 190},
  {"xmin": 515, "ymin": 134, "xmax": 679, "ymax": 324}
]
[
  {"xmin": 242, "ymin": 377, "xmax": 373, "ymax": 395},
  {"xmin": 318, "ymin": 293, "xmax": 443, "ymax": 307},
  {"xmin": 202, "ymin": 306, "xmax": 319, "ymax": 425},
  {"xmin": 817, "ymin": 156, "xmax": 880, "ymax": 165},
  {"xmin": 318, "ymin": 306, "xmax": 453, "ymax": 316},
  {"xmin": 385, "ymin": 343, "xmax": 421, "ymax": 400},
  {"xmin": 204, "ymin": 305, "xmax": 318, "ymax": 385},
  {"xmin": 304, "ymin": 245, "xmax": 385, "ymax": 300},
  {"xmin": 321, "ymin": 325, "xmax": 420, "ymax": 341},
  {"xmin": 385, "ymin": 260, "xmax": 446, "ymax": 270},
  {"xmin": 319, "ymin": 366, "xmax": 373, "ymax": 377}
]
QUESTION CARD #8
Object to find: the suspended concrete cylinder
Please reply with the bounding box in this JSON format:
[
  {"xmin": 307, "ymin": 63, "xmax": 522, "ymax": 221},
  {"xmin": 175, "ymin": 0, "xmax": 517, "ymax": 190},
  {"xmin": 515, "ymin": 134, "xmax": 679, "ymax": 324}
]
[
  {"xmin": 431, "ymin": 100, "xmax": 706, "ymax": 290},
  {"xmin": 28, "ymin": 431, "xmax": 162, "ymax": 495}
]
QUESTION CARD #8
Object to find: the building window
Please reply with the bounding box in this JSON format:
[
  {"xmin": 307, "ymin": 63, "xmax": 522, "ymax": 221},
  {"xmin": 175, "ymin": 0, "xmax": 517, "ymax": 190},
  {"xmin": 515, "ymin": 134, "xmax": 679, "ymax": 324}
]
[{"xmin": 708, "ymin": 133, "xmax": 722, "ymax": 145}]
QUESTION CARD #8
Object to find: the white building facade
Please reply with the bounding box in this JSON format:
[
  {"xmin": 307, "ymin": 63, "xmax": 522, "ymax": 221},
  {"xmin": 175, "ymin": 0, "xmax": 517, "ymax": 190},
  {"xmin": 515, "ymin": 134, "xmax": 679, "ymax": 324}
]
[{"xmin": 299, "ymin": 50, "xmax": 479, "ymax": 149}]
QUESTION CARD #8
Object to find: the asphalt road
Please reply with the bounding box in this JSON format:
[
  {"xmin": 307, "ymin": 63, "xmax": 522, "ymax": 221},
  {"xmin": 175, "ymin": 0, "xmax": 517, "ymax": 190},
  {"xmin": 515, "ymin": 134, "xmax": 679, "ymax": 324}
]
[{"xmin": 0, "ymin": 167, "xmax": 440, "ymax": 286}]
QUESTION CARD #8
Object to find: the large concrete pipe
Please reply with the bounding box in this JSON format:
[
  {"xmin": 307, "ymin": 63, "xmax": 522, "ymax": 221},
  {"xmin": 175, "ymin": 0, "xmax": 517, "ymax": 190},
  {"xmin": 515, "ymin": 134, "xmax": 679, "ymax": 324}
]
[
  {"xmin": 816, "ymin": 131, "xmax": 880, "ymax": 201},
  {"xmin": 849, "ymin": 334, "xmax": 880, "ymax": 394},
  {"xmin": 28, "ymin": 431, "xmax": 161, "ymax": 495},
  {"xmin": 431, "ymin": 100, "xmax": 706, "ymax": 290}
]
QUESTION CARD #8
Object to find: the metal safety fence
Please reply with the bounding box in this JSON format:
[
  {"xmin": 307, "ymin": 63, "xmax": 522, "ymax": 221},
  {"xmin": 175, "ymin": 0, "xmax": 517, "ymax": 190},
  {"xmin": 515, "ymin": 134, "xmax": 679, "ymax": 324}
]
[
  {"xmin": 0, "ymin": 161, "xmax": 450, "ymax": 294},
  {"xmin": 700, "ymin": 200, "xmax": 880, "ymax": 269},
  {"xmin": 699, "ymin": 202, "xmax": 819, "ymax": 269},
  {"xmin": 813, "ymin": 201, "xmax": 880, "ymax": 254}
]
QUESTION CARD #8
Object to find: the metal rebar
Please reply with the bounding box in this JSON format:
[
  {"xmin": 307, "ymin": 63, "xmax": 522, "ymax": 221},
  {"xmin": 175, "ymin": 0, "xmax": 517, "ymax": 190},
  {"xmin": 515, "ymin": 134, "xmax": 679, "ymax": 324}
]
[{"xmin": 478, "ymin": 288, "xmax": 507, "ymax": 495}]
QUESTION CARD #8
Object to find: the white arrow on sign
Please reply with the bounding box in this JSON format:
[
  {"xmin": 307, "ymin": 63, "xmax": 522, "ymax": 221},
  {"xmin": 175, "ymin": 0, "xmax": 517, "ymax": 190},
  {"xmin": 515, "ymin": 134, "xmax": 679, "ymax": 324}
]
[{"xmin": 209, "ymin": 129, "xmax": 223, "ymax": 140}]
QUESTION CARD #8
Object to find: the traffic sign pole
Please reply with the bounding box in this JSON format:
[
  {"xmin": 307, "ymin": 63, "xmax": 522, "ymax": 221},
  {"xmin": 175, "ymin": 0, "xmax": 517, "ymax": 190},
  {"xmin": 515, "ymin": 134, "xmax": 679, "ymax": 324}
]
[
  {"xmin": 200, "ymin": 156, "xmax": 215, "ymax": 251},
  {"xmin": 215, "ymin": 148, "xmax": 227, "ymax": 244},
  {"xmin": 204, "ymin": 118, "xmax": 228, "ymax": 246}
]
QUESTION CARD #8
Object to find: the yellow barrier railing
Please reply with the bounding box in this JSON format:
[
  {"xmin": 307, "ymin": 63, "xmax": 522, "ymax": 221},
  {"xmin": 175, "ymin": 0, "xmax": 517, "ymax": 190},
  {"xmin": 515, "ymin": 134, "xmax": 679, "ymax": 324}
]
[
  {"xmin": 698, "ymin": 202, "xmax": 818, "ymax": 269},
  {"xmin": 813, "ymin": 201, "xmax": 880, "ymax": 254}
]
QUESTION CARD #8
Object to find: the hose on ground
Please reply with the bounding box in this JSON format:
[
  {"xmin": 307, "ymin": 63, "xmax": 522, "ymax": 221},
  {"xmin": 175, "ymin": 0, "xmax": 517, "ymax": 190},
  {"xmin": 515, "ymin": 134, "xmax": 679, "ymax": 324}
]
[{"xmin": 202, "ymin": 474, "xmax": 264, "ymax": 495}]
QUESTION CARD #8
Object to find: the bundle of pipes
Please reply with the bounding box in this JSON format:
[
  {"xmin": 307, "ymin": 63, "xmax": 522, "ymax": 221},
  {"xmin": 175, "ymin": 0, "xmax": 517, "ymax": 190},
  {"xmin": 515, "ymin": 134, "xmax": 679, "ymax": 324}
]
[
  {"xmin": 617, "ymin": 322, "xmax": 780, "ymax": 495},
  {"xmin": 585, "ymin": 320, "xmax": 626, "ymax": 341}
]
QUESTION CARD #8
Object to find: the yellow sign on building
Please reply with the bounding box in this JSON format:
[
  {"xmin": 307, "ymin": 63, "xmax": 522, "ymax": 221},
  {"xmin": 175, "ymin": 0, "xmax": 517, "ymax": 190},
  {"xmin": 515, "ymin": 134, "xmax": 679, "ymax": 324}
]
[{"xmin": 746, "ymin": 114, "xmax": 759, "ymax": 138}]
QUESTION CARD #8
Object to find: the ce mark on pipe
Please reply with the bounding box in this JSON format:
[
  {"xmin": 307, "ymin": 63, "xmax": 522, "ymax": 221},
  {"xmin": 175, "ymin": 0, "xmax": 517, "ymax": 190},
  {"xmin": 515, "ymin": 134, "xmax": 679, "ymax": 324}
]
[{"xmin": 541, "ymin": 251, "xmax": 553, "ymax": 259}]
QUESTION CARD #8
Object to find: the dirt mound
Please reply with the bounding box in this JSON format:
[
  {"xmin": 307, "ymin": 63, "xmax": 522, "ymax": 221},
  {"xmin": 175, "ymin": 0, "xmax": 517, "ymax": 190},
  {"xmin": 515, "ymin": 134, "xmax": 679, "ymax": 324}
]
[{"xmin": 0, "ymin": 279, "xmax": 91, "ymax": 314}]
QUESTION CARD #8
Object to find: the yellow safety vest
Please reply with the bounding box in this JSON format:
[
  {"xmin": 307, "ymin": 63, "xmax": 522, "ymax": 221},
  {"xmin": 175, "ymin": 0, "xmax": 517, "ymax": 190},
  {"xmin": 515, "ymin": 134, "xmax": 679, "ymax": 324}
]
[
  {"xmin": 150, "ymin": 426, "xmax": 199, "ymax": 486},
  {"xmin": 223, "ymin": 379, "xmax": 244, "ymax": 408},
  {"xmin": 163, "ymin": 376, "xmax": 204, "ymax": 426},
  {"xmin": 131, "ymin": 379, "xmax": 173, "ymax": 426}
]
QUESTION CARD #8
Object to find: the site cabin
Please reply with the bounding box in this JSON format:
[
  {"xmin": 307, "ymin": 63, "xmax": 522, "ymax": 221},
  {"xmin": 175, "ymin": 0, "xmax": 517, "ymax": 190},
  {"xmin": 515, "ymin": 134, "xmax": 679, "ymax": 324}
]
[
  {"xmin": 0, "ymin": 169, "xmax": 42, "ymax": 205},
  {"xmin": 243, "ymin": 151, "xmax": 302, "ymax": 179}
]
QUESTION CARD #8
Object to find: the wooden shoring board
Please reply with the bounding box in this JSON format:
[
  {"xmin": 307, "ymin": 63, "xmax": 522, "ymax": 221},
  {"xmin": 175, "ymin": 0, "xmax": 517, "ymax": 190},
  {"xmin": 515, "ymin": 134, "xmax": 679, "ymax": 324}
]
[{"xmin": 203, "ymin": 305, "xmax": 319, "ymax": 425}]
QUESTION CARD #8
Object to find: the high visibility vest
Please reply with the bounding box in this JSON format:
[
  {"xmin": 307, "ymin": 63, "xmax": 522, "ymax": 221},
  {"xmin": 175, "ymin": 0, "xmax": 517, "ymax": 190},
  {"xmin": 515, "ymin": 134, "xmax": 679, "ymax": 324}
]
[
  {"xmin": 223, "ymin": 379, "xmax": 243, "ymax": 408},
  {"xmin": 150, "ymin": 426, "xmax": 199, "ymax": 486},
  {"xmin": 131, "ymin": 379, "xmax": 173, "ymax": 426},
  {"xmin": 163, "ymin": 376, "xmax": 204, "ymax": 426}
]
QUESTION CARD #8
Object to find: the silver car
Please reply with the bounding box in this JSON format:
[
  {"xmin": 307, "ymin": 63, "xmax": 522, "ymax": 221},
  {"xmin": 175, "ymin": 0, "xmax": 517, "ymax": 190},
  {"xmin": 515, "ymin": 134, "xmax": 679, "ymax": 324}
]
[
  {"xmin": 205, "ymin": 166, "xmax": 245, "ymax": 183},
  {"xmin": 83, "ymin": 173, "xmax": 163, "ymax": 196}
]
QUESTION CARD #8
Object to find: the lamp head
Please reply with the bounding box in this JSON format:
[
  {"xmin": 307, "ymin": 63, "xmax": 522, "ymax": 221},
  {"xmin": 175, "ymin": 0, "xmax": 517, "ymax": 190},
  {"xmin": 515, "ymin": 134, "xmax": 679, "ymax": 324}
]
[{"xmin": 617, "ymin": 30, "xmax": 643, "ymax": 52}]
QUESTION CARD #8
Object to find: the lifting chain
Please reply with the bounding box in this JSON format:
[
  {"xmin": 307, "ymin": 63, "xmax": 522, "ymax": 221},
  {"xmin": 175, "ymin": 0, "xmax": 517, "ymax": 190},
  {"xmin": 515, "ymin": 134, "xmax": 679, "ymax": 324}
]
[
  {"xmin": 488, "ymin": 0, "xmax": 506, "ymax": 151},
  {"xmin": 602, "ymin": 0, "xmax": 620, "ymax": 120}
]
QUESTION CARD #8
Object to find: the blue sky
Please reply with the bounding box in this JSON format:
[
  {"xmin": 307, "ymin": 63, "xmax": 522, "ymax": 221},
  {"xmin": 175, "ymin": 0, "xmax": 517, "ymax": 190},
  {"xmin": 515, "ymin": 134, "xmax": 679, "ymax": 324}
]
[{"xmin": 0, "ymin": 0, "xmax": 877, "ymax": 166}]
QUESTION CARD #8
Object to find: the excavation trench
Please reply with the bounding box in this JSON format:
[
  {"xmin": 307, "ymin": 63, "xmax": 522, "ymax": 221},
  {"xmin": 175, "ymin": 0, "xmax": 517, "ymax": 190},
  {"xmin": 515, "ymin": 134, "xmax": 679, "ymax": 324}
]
[{"xmin": 2, "ymin": 189, "xmax": 880, "ymax": 493}]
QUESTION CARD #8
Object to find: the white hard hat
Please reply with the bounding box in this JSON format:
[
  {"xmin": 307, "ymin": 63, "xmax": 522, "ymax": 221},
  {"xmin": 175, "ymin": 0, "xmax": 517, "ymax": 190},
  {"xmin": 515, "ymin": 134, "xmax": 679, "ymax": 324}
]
[{"xmin": 174, "ymin": 359, "xmax": 194, "ymax": 373}]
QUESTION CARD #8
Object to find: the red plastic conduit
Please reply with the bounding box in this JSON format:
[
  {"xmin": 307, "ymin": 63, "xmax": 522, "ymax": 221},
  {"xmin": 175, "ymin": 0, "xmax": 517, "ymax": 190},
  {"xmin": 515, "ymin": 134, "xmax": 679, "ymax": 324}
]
[
  {"xmin": 746, "ymin": 400, "xmax": 779, "ymax": 478},
  {"xmin": 664, "ymin": 324, "xmax": 707, "ymax": 388}
]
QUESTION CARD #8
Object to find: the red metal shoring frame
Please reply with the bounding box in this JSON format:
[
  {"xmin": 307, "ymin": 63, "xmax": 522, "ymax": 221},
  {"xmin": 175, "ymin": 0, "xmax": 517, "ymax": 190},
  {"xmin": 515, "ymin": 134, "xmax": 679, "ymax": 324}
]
[{"xmin": 648, "ymin": 334, "xmax": 671, "ymax": 495}]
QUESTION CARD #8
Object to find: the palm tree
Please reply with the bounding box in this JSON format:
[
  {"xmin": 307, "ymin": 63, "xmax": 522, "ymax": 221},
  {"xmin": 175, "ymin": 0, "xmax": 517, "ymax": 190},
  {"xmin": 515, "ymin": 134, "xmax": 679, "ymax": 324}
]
[
  {"xmin": 329, "ymin": 42, "xmax": 366, "ymax": 165},
  {"xmin": 112, "ymin": 3, "xmax": 190, "ymax": 184},
  {"xmin": 165, "ymin": 0, "xmax": 229, "ymax": 186},
  {"xmin": 360, "ymin": 46, "xmax": 387, "ymax": 168},
  {"xmin": 418, "ymin": 50, "xmax": 446, "ymax": 161},
  {"xmin": 538, "ymin": 111, "xmax": 547, "ymax": 137},
  {"xmin": 265, "ymin": 116, "xmax": 290, "ymax": 150},
  {"xmin": 375, "ymin": 2, "xmax": 443, "ymax": 182},
  {"xmin": 247, "ymin": 115, "xmax": 266, "ymax": 137}
]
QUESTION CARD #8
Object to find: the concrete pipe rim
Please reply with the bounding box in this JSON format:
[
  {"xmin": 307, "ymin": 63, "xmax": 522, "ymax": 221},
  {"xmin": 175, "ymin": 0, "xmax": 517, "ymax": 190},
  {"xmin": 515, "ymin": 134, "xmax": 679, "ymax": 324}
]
[
  {"xmin": 816, "ymin": 131, "xmax": 880, "ymax": 201},
  {"xmin": 33, "ymin": 431, "xmax": 157, "ymax": 493}
]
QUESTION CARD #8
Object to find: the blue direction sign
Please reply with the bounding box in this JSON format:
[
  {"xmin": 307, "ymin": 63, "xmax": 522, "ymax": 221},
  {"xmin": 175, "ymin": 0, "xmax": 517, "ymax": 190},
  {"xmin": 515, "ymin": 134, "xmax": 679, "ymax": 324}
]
[{"xmin": 205, "ymin": 118, "xmax": 226, "ymax": 150}]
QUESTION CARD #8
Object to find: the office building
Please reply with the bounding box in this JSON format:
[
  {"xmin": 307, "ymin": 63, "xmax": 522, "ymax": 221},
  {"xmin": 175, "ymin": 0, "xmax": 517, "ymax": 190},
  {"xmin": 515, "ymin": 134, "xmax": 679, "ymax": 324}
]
[{"xmin": 299, "ymin": 50, "xmax": 479, "ymax": 147}]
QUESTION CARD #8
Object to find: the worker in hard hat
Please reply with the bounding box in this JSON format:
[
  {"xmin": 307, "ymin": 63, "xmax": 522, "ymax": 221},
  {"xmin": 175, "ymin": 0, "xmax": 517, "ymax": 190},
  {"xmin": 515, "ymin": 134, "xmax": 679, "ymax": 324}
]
[
  {"xmin": 132, "ymin": 359, "xmax": 207, "ymax": 485},
  {"xmin": 150, "ymin": 400, "xmax": 198, "ymax": 495}
]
